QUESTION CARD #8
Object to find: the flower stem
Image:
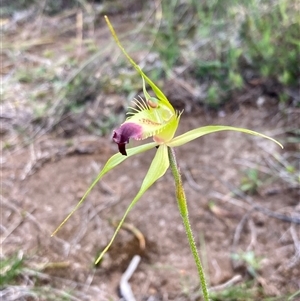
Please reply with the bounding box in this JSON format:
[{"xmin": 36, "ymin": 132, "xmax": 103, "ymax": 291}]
[{"xmin": 168, "ymin": 147, "xmax": 210, "ymax": 301}]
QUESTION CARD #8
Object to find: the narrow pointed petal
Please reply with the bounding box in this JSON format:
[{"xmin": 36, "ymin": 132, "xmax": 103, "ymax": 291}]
[
  {"xmin": 167, "ymin": 125, "xmax": 283, "ymax": 148},
  {"xmin": 95, "ymin": 144, "xmax": 169, "ymax": 264},
  {"xmin": 52, "ymin": 142, "xmax": 157, "ymax": 236},
  {"xmin": 104, "ymin": 16, "xmax": 174, "ymax": 113}
]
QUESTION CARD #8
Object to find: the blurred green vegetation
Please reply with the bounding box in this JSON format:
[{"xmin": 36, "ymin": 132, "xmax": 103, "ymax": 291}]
[
  {"xmin": 210, "ymin": 281, "xmax": 297, "ymax": 301},
  {"xmin": 1, "ymin": 0, "xmax": 35, "ymax": 15},
  {"xmin": 240, "ymin": 168, "xmax": 263, "ymax": 195},
  {"xmin": 149, "ymin": 0, "xmax": 299, "ymax": 108},
  {"xmin": 3, "ymin": 0, "xmax": 299, "ymax": 131},
  {"xmin": 1, "ymin": 0, "xmax": 85, "ymax": 16},
  {"xmin": 0, "ymin": 254, "xmax": 24, "ymax": 286}
]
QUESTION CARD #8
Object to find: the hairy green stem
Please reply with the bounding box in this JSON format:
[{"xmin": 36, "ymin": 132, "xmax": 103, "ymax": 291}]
[{"xmin": 168, "ymin": 147, "xmax": 210, "ymax": 301}]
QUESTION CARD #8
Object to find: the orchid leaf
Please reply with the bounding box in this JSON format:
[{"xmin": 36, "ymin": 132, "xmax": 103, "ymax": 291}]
[
  {"xmin": 104, "ymin": 16, "xmax": 174, "ymax": 112},
  {"xmin": 52, "ymin": 142, "xmax": 157, "ymax": 236},
  {"xmin": 95, "ymin": 144, "xmax": 169, "ymax": 263},
  {"xmin": 168, "ymin": 125, "xmax": 283, "ymax": 148}
]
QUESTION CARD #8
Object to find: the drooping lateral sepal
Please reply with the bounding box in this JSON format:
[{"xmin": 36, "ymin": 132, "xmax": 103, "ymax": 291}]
[{"xmin": 95, "ymin": 144, "xmax": 169, "ymax": 264}]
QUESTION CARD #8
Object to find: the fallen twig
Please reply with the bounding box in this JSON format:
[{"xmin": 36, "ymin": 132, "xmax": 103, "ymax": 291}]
[
  {"xmin": 120, "ymin": 255, "xmax": 141, "ymax": 301},
  {"xmin": 287, "ymin": 224, "xmax": 300, "ymax": 269},
  {"xmin": 232, "ymin": 212, "xmax": 252, "ymax": 252},
  {"xmin": 191, "ymin": 274, "xmax": 243, "ymax": 301},
  {"xmin": 209, "ymin": 274, "xmax": 243, "ymax": 292},
  {"xmin": 247, "ymin": 218, "xmax": 257, "ymax": 252}
]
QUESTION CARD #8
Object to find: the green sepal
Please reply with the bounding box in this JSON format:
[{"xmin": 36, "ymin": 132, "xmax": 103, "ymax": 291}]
[
  {"xmin": 52, "ymin": 142, "xmax": 157, "ymax": 236},
  {"xmin": 95, "ymin": 144, "xmax": 169, "ymax": 263},
  {"xmin": 105, "ymin": 16, "xmax": 174, "ymax": 113},
  {"xmin": 167, "ymin": 125, "xmax": 283, "ymax": 148}
]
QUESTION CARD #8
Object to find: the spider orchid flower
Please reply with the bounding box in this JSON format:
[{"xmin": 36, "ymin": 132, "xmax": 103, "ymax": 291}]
[{"xmin": 52, "ymin": 16, "xmax": 283, "ymax": 265}]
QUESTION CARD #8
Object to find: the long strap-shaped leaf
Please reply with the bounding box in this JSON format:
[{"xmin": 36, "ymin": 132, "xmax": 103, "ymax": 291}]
[
  {"xmin": 52, "ymin": 142, "xmax": 157, "ymax": 236},
  {"xmin": 95, "ymin": 144, "xmax": 169, "ymax": 263}
]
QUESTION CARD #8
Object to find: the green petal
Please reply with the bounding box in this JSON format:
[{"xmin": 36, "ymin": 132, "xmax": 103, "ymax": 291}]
[
  {"xmin": 52, "ymin": 142, "xmax": 157, "ymax": 236},
  {"xmin": 95, "ymin": 144, "xmax": 169, "ymax": 263},
  {"xmin": 104, "ymin": 16, "xmax": 174, "ymax": 113},
  {"xmin": 167, "ymin": 125, "xmax": 283, "ymax": 148}
]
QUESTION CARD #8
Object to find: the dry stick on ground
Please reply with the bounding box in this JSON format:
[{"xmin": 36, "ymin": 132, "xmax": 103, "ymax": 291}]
[
  {"xmin": 190, "ymin": 275, "xmax": 243, "ymax": 301},
  {"xmin": 263, "ymin": 153, "xmax": 299, "ymax": 189},
  {"xmin": 210, "ymin": 274, "xmax": 243, "ymax": 292},
  {"xmin": 287, "ymin": 223, "xmax": 300, "ymax": 269},
  {"xmin": 76, "ymin": 10, "xmax": 83, "ymax": 58},
  {"xmin": 246, "ymin": 218, "xmax": 257, "ymax": 252},
  {"xmin": 232, "ymin": 211, "xmax": 252, "ymax": 252},
  {"xmin": 211, "ymin": 191, "xmax": 250, "ymax": 211},
  {"xmin": 211, "ymin": 258, "xmax": 222, "ymax": 282},
  {"xmin": 181, "ymin": 163, "xmax": 203, "ymax": 191},
  {"xmin": 82, "ymin": 268, "xmax": 96, "ymax": 296},
  {"xmin": 236, "ymin": 189, "xmax": 300, "ymax": 224},
  {"xmin": 20, "ymin": 142, "xmax": 39, "ymax": 180},
  {"xmin": 0, "ymin": 211, "xmax": 33, "ymax": 245},
  {"xmin": 119, "ymin": 255, "xmax": 141, "ymax": 301}
]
